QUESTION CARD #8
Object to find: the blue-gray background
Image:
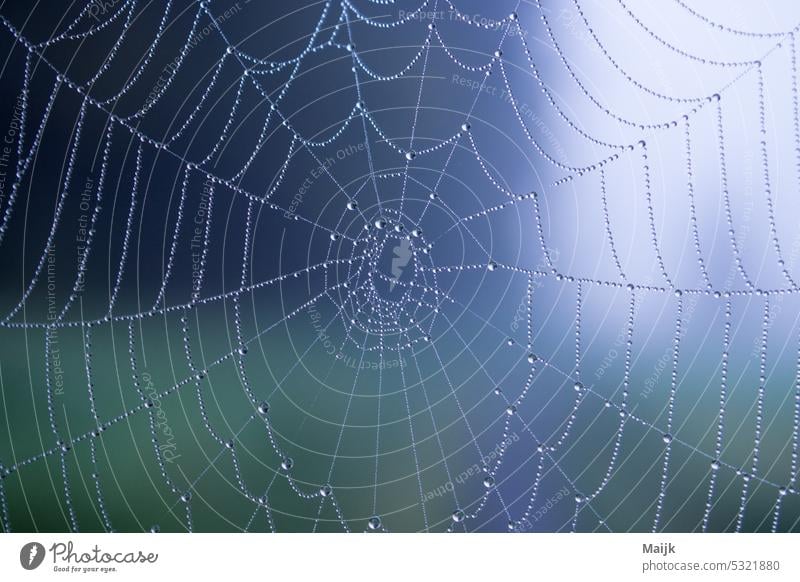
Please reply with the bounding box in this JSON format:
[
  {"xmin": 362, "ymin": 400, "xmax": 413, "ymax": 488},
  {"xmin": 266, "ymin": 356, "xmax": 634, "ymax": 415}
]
[{"xmin": 0, "ymin": 0, "xmax": 799, "ymax": 532}]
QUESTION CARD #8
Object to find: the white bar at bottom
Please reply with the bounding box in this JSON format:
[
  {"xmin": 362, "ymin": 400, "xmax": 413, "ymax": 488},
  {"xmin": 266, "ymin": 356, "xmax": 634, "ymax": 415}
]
[{"xmin": 0, "ymin": 533, "xmax": 797, "ymax": 581}]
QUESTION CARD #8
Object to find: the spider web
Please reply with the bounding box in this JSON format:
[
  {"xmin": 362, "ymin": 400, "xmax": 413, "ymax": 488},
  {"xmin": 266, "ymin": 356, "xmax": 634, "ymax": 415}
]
[{"xmin": 0, "ymin": 0, "xmax": 799, "ymax": 532}]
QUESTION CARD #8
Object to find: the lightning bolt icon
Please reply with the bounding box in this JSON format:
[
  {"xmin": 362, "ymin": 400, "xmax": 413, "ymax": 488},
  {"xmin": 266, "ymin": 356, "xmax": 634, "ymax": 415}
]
[{"xmin": 28, "ymin": 544, "xmax": 38, "ymax": 566}]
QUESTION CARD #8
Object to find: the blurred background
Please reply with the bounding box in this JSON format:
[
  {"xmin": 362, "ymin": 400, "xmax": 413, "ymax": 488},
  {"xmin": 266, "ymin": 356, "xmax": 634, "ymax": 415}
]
[{"xmin": 0, "ymin": 0, "xmax": 799, "ymax": 532}]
